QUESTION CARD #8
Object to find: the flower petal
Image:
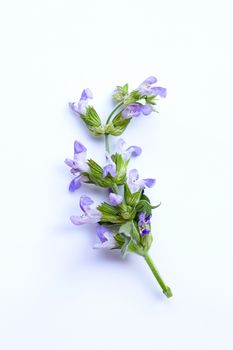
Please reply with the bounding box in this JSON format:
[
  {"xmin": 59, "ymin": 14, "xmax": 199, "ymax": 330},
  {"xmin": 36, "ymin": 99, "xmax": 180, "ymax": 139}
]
[
  {"xmin": 143, "ymin": 178, "xmax": 156, "ymax": 188},
  {"xmin": 129, "ymin": 169, "xmax": 139, "ymax": 182},
  {"xmin": 141, "ymin": 105, "xmax": 153, "ymax": 116},
  {"xmin": 69, "ymin": 176, "xmax": 82, "ymax": 192},
  {"xmin": 96, "ymin": 224, "xmax": 108, "ymax": 243},
  {"xmin": 142, "ymin": 76, "xmax": 157, "ymax": 85},
  {"xmin": 80, "ymin": 88, "xmax": 93, "ymax": 100},
  {"xmin": 125, "ymin": 145, "xmax": 142, "ymax": 158},
  {"xmin": 109, "ymin": 193, "xmax": 123, "ymax": 206},
  {"xmin": 74, "ymin": 140, "xmax": 87, "ymax": 154},
  {"xmin": 151, "ymin": 86, "xmax": 167, "ymax": 98},
  {"xmin": 79, "ymin": 195, "xmax": 94, "ymax": 213},
  {"xmin": 103, "ymin": 164, "xmax": 116, "ymax": 178}
]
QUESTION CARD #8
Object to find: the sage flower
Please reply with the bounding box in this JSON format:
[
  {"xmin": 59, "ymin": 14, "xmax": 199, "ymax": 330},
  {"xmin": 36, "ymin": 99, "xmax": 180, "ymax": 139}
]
[
  {"xmin": 138, "ymin": 212, "xmax": 152, "ymax": 236},
  {"xmin": 69, "ymin": 88, "xmax": 93, "ymax": 115},
  {"xmin": 122, "ymin": 103, "xmax": 153, "ymax": 119},
  {"xmin": 94, "ymin": 224, "xmax": 117, "ymax": 249},
  {"xmin": 127, "ymin": 169, "xmax": 156, "ymax": 193},
  {"xmin": 70, "ymin": 195, "xmax": 101, "ymax": 225},
  {"xmin": 109, "ymin": 192, "xmax": 123, "ymax": 206},
  {"xmin": 117, "ymin": 138, "xmax": 142, "ymax": 160},
  {"xmin": 103, "ymin": 152, "xmax": 116, "ymax": 177},
  {"xmin": 138, "ymin": 76, "xmax": 167, "ymax": 98}
]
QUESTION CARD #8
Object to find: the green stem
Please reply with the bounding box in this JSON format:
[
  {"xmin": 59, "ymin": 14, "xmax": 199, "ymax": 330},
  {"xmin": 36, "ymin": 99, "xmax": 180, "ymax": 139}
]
[
  {"xmin": 106, "ymin": 101, "xmax": 124, "ymax": 124},
  {"xmin": 104, "ymin": 101, "xmax": 124, "ymax": 154},
  {"xmin": 144, "ymin": 254, "xmax": 172, "ymax": 298}
]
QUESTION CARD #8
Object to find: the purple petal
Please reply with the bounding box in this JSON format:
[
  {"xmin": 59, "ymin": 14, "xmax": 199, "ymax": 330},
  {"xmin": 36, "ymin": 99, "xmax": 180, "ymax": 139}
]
[
  {"xmin": 69, "ymin": 176, "xmax": 82, "ymax": 192},
  {"xmin": 64, "ymin": 158, "xmax": 74, "ymax": 167},
  {"xmin": 129, "ymin": 169, "xmax": 139, "ymax": 182},
  {"xmin": 145, "ymin": 214, "xmax": 152, "ymax": 223},
  {"xmin": 142, "ymin": 76, "xmax": 157, "ymax": 85},
  {"xmin": 103, "ymin": 164, "xmax": 116, "ymax": 178},
  {"xmin": 70, "ymin": 215, "xmax": 94, "ymax": 225},
  {"xmin": 126, "ymin": 145, "xmax": 142, "ymax": 158},
  {"xmin": 151, "ymin": 86, "xmax": 167, "ymax": 98},
  {"xmin": 79, "ymin": 195, "xmax": 94, "ymax": 212},
  {"xmin": 122, "ymin": 103, "xmax": 141, "ymax": 119},
  {"xmin": 74, "ymin": 140, "xmax": 87, "ymax": 154},
  {"xmin": 141, "ymin": 105, "xmax": 153, "ymax": 115},
  {"xmin": 143, "ymin": 178, "xmax": 156, "ymax": 188},
  {"xmin": 80, "ymin": 88, "xmax": 93, "ymax": 100},
  {"xmin": 141, "ymin": 228, "xmax": 150, "ymax": 236},
  {"xmin": 69, "ymin": 101, "xmax": 80, "ymax": 115},
  {"xmin": 138, "ymin": 212, "xmax": 146, "ymax": 226},
  {"xmin": 96, "ymin": 224, "xmax": 108, "ymax": 243},
  {"xmin": 109, "ymin": 193, "xmax": 123, "ymax": 206}
]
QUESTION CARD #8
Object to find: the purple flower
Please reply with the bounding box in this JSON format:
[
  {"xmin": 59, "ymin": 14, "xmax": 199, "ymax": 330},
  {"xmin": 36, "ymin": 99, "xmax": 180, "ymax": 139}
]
[
  {"xmin": 70, "ymin": 195, "xmax": 101, "ymax": 225},
  {"xmin": 94, "ymin": 224, "xmax": 117, "ymax": 249},
  {"xmin": 109, "ymin": 193, "xmax": 123, "ymax": 206},
  {"xmin": 65, "ymin": 140, "xmax": 88, "ymax": 175},
  {"xmin": 103, "ymin": 152, "xmax": 116, "ymax": 178},
  {"xmin": 122, "ymin": 103, "xmax": 153, "ymax": 119},
  {"xmin": 127, "ymin": 169, "xmax": 156, "ymax": 193},
  {"xmin": 138, "ymin": 76, "xmax": 167, "ymax": 98},
  {"xmin": 138, "ymin": 212, "xmax": 152, "ymax": 236},
  {"xmin": 117, "ymin": 138, "xmax": 142, "ymax": 160},
  {"xmin": 69, "ymin": 88, "xmax": 93, "ymax": 115}
]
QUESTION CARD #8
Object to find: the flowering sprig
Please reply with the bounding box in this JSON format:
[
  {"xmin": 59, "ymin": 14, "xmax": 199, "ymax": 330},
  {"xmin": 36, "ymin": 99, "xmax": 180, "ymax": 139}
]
[{"xmin": 66, "ymin": 76, "xmax": 172, "ymax": 298}]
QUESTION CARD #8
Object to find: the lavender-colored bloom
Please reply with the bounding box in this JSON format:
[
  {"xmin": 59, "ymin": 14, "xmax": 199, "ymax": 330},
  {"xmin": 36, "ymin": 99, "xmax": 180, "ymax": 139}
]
[
  {"xmin": 69, "ymin": 175, "xmax": 83, "ymax": 192},
  {"xmin": 94, "ymin": 224, "xmax": 117, "ymax": 249},
  {"xmin": 117, "ymin": 138, "xmax": 142, "ymax": 160},
  {"xmin": 103, "ymin": 152, "xmax": 116, "ymax": 178},
  {"xmin": 122, "ymin": 103, "xmax": 153, "ymax": 119},
  {"xmin": 138, "ymin": 76, "xmax": 167, "ymax": 98},
  {"xmin": 127, "ymin": 169, "xmax": 156, "ymax": 193},
  {"xmin": 138, "ymin": 212, "xmax": 152, "ymax": 236},
  {"xmin": 109, "ymin": 193, "xmax": 123, "ymax": 206},
  {"xmin": 69, "ymin": 88, "xmax": 93, "ymax": 115},
  {"xmin": 65, "ymin": 140, "xmax": 89, "ymax": 175},
  {"xmin": 70, "ymin": 195, "xmax": 101, "ymax": 225}
]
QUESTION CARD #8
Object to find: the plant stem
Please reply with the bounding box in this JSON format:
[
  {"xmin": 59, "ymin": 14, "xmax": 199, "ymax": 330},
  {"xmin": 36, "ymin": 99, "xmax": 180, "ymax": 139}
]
[
  {"xmin": 144, "ymin": 254, "xmax": 172, "ymax": 298},
  {"xmin": 106, "ymin": 101, "xmax": 124, "ymax": 125},
  {"xmin": 104, "ymin": 101, "xmax": 124, "ymax": 154}
]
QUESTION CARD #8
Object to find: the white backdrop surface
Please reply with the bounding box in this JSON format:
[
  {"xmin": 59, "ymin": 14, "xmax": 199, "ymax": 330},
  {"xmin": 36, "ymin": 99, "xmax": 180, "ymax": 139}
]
[{"xmin": 0, "ymin": 0, "xmax": 233, "ymax": 349}]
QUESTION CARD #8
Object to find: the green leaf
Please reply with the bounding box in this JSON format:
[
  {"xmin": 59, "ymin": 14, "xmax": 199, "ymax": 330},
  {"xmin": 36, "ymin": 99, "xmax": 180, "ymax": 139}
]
[
  {"xmin": 97, "ymin": 202, "xmax": 120, "ymax": 216},
  {"xmin": 124, "ymin": 90, "xmax": 141, "ymax": 105},
  {"xmin": 114, "ymin": 153, "xmax": 127, "ymax": 184},
  {"xmin": 105, "ymin": 112, "xmax": 131, "ymax": 136},
  {"xmin": 119, "ymin": 221, "xmax": 140, "ymax": 243},
  {"xmin": 136, "ymin": 199, "xmax": 161, "ymax": 215},
  {"xmin": 87, "ymin": 159, "xmax": 112, "ymax": 187},
  {"xmin": 124, "ymin": 184, "xmax": 142, "ymax": 206},
  {"xmin": 97, "ymin": 202, "xmax": 125, "ymax": 224},
  {"xmin": 80, "ymin": 106, "xmax": 105, "ymax": 135}
]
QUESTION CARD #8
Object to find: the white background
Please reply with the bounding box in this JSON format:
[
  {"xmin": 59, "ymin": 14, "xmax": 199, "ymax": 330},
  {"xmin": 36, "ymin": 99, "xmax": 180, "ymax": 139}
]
[{"xmin": 0, "ymin": 0, "xmax": 233, "ymax": 349}]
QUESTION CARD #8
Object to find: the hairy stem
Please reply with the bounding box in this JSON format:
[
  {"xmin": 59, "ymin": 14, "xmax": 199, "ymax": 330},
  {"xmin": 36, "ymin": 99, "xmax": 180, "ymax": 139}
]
[{"xmin": 144, "ymin": 254, "xmax": 172, "ymax": 298}]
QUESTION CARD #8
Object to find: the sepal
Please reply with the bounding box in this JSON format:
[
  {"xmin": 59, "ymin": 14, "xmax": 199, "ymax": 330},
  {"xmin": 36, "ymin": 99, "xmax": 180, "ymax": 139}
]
[
  {"xmin": 87, "ymin": 159, "xmax": 112, "ymax": 187},
  {"xmin": 80, "ymin": 106, "xmax": 105, "ymax": 135},
  {"xmin": 105, "ymin": 112, "xmax": 131, "ymax": 136},
  {"xmin": 124, "ymin": 184, "xmax": 142, "ymax": 206}
]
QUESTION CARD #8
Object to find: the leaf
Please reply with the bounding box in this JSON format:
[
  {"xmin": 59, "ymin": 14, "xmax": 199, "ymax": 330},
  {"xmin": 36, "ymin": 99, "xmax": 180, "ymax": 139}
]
[
  {"xmin": 114, "ymin": 153, "xmax": 127, "ymax": 184},
  {"xmin": 87, "ymin": 159, "xmax": 112, "ymax": 187},
  {"xmin": 97, "ymin": 202, "xmax": 120, "ymax": 216},
  {"xmin": 124, "ymin": 184, "xmax": 142, "ymax": 206},
  {"xmin": 135, "ymin": 200, "xmax": 161, "ymax": 216},
  {"xmin": 105, "ymin": 112, "xmax": 131, "ymax": 136},
  {"xmin": 80, "ymin": 106, "xmax": 105, "ymax": 135},
  {"xmin": 119, "ymin": 221, "xmax": 140, "ymax": 243},
  {"xmin": 98, "ymin": 202, "xmax": 125, "ymax": 224}
]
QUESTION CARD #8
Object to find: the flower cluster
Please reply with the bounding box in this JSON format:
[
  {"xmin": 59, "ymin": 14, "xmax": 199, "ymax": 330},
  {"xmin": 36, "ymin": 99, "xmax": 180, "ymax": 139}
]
[{"xmin": 65, "ymin": 76, "xmax": 172, "ymax": 298}]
